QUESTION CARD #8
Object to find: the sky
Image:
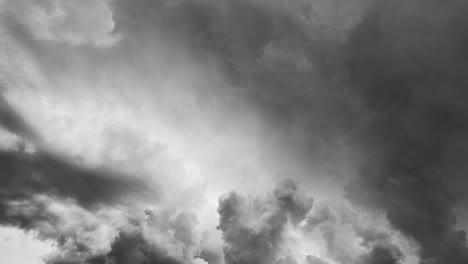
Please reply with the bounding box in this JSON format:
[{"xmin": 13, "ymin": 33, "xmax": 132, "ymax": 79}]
[{"xmin": 0, "ymin": 0, "xmax": 467, "ymax": 264}]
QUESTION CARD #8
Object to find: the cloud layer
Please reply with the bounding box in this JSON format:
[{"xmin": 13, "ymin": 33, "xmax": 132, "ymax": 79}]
[{"xmin": 0, "ymin": 0, "xmax": 467, "ymax": 264}]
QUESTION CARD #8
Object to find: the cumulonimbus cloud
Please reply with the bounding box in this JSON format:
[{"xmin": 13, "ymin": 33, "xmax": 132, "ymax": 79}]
[
  {"xmin": 217, "ymin": 179, "xmax": 418, "ymax": 264},
  {"xmin": 0, "ymin": 0, "xmax": 467, "ymax": 264}
]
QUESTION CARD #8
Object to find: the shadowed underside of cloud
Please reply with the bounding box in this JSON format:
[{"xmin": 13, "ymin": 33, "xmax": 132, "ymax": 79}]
[
  {"xmin": 0, "ymin": 106, "xmax": 149, "ymax": 223},
  {"xmin": 361, "ymin": 245, "xmax": 402, "ymax": 264},
  {"xmin": 82, "ymin": 229, "xmax": 183, "ymax": 264},
  {"xmin": 111, "ymin": 0, "xmax": 365, "ymax": 150},
  {"xmin": 0, "ymin": 149, "xmax": 150, "ymax": 224},
  {"xmin": 112, "ymin": 2, "xmax": 468, "ymax": 262},
  {"xmin": 345, "ymin": 1, "xmax": 468, "ymax": 263},
  {"xmin": 161, "ymin": 0, "xmax": 468, "ymax": 262},
  {"xmin": 109, "ymin": 231, "xmax": 181, "ymax": 264},
  {"xmin": 0, "ymin": 93, "xmax": 39, "ymax": 142}
]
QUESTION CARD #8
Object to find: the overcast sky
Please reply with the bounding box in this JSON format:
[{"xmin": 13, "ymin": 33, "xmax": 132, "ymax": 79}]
[{"xmin": 0, "ymin": 1, "xmax": 467, "ymax": 264}]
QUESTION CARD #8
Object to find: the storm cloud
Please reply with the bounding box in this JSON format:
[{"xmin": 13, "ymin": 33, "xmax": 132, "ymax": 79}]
[
  {"xmin": 217, "ymin": 180, "xmax": 415, "ymax": 264},
  {"xmin": 345, "ymin": 1, "xmax": 468, "ymax": 263},
  {"xmin": 1, "ymin": 0, "xmax": 468, "ymax": 264},
  {"xmin": 217, "ymin": 179, "xmax": 314, "ymax": 264}
]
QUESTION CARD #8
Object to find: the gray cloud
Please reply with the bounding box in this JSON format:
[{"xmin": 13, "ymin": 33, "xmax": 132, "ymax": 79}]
[
  {"xmin": 303, "ymin": 201, "xmax": 410, "ymax": 264},
  {"xmin": 0, "ymin": 93, "xmax": 39, "ymax": 143},
  {"xmin": 45, "ymin": 225, "xmax": 184, "ymax": 264},
  {"xmin": 218, "ymin": 179, "xmax": 409, "ymax": 264},
  {"xmin": 130, "ymin": 1, "xmax": 468, "ymax": 262},
  {"xmin": 305, "ymin": 255, "xmax": 329, "ymax": 264},
  {"xmin": 2, "ymin": 0, "xmax": 468, "ymax": 263},
  {"xmin": 360, "ymin": 244, "xmax": 402, "ymax": 264},
  {"xmin": 344, "ymin": 0, "xmax": 468, "ymax": 263},
  {"xmin": 0, "ymin": 149, "xmax": 151, "ymax": 216},
  {"xmin": 102, "ymin": 229, "xmax": 182, "ymax": 264},
  {"xmin": 217, "ymin": 179, "xmax": 313, "ymax": 264},
  {"xmin": 217, "ymin": 191, "xmax": 283, "ymax": 264}
]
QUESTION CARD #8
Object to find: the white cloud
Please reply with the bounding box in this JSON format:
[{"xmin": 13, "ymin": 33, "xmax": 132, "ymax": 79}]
[
  {"xmin": 0, "ymin": 226, "xmax": 55, "ymax": 264},
  {"xmin": 2, "ymin": 0, "xmax": 120, "ymax": 46}
]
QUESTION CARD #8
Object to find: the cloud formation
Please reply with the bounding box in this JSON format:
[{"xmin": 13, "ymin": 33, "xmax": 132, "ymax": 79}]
[
  {"xmin": 0, "ymin": 99, "xmax": 211, "ymax": 264},
  {"xmin": 218, "ymin": 179, "xmax": 418, "ymax": 264},
  {"xmin": 2, "ymin": 0, "xmax": 119, "ymax": 46},
  {"xmin": 344, "ymin": 1, "xmax": 468, "ymax": 263},
  {"xmin": 1, "ymin": 0, "xmax": 468, "ymax": 264},
  {"xmin": 217, "ymin": 179, "xmax": 314, "ymax": 264}
]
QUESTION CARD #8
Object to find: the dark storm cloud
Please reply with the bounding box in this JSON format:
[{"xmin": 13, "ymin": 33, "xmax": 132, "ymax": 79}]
[
  {"xmin": 2, "ymin": 0, "xmax": 362, "ymax": 179},
  {"xmin": 108, "ymin": 0, "xmax": 368, "ymax": 193},
  {"xmin": 139, "ymin": 0, "xmax": 468, "ymax": 262},
  {"xmin": 0, "ymin": 132, "xmax": 160, "ymax": 264},
  {"xmin": 46, "ymin": 228, "xmax": 183, "ymax": 264},
  {"xmin": 102, "ymin": 229, "xmax": 182, "ymax": 264},
  {"xmin": 360, "ymin": 244, "xmax": 402, "ymax": 264},
  {"xmin": 273, "ymin": 179, "xmax": 315, "ymax": 224},
  {"xmin": 303, "ymin": 202, "xmax": 407, "ymax": 264},
  {"xmin": 218, "ymin": 179, "xmax": 407, "ymax": 264},
  {"xmin": 217, "ymin": 179, "xmax": 313, "ymax": 264},
  {"xmin": 344, "ymin": 0, "xmax": 468, "ymax": 263},
  {"xmin": 3, "ymin": 0, "xmax": 468, "ymax": 263},
  {"xmin": 0, "ymin": 148, "xmax": 150, "ymax": 225},
  {"xmin": 217, "ymin": 191, "xmax": 284, "ymax": 264},
  {"xmin": 0, "ymin": 93, "xmax": 38, "ymax": 142},
  {"xmin": 0, "ymin": 92, "xmax": 152, "ymax": 222}
]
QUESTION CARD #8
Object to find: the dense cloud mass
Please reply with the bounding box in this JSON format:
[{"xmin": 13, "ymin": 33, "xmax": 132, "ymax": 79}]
[
  {"xmin": 345, "ymin": 1, "xmax": 468, "ymax": 263},
  {"xmin": 0, "ymin": 0, "xmax": 467, "ymax": 264},
  {"xmin": 217, "ymin": 179, "xmax": 314, "ymax": 264},
  {"xmin": 217, "ymin": 180, "xmax": 418, "ymax": 264}
]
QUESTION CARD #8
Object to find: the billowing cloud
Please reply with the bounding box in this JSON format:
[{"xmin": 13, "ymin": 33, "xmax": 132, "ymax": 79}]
[
  {"xmin": 0, "ymin": 0, "xmax": 467, "ymax": 264},
  {"xmin": 218, "ymin": 179, "xmax": 419, "ymax": 264},
  {"xmin": 0, "ymin": 100, "xmax": 211, "ymax": 263},
  {"xmin": 0, "ymin": 148, "xmax": 151, "ymax": 213},
  {"xmin": 103, "ymin": 229, "xmax": 182, "ymax": 264},
  {"xmin": 217, "ymin": 179, "xmax": 314, "ymax": 264}
]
